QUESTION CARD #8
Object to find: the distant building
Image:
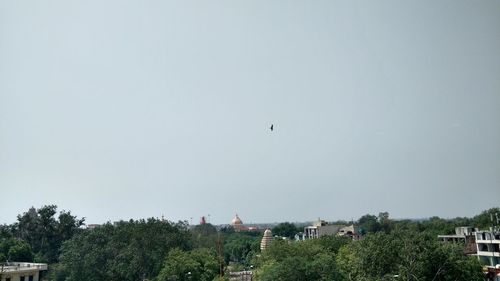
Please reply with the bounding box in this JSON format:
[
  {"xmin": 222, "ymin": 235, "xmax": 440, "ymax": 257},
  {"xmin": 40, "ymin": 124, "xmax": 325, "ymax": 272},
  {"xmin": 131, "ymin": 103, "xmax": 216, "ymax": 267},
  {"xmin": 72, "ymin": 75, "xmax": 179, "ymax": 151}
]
[
  {"xmin": 338, "ymin": 225, "xmax": 358, "ymax": 238},
  {"xmin": 260, "ymin": 229, "xmax": 273, "ymax": 251},
  {"xmin": 231, "ymin": 214, "xmax": 245, "ymax": 232},
  {"xmin": 438, "ymin": 227, "xmax": 477, "ymax": 243},
  {"xmin": 0, "ymin": 262, "xmax": 48, "ymax": 281},
  {"xmin": 86, "ymin": 224, "xmax": 100, "ymax": 230},
  {"xmin": 475, "ymin": 230, "xmax": 500, "ymax": 267},
  {"xmin": 230, "ymin": 214, "xmax": 260, "ymax": 232},
  {"xmin": 303, "ymin": 219, "xmax": 343, "ymax": 239}
]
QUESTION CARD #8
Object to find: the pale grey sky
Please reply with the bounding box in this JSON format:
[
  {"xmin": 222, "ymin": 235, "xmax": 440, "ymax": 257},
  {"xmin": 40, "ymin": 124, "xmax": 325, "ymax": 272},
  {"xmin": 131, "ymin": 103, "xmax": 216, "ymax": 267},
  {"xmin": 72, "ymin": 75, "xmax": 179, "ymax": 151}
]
[{"xmin": 1, "ymin": 1, "xmax": 499, "ymax": 225}]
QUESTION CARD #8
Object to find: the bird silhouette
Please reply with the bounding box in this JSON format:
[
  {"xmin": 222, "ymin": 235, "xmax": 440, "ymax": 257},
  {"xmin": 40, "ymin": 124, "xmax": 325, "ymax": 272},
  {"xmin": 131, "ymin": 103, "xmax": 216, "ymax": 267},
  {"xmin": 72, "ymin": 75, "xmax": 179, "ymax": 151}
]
[{"xmin": 270, "ymin": 124, "xmax": 274, "ymax": 131}]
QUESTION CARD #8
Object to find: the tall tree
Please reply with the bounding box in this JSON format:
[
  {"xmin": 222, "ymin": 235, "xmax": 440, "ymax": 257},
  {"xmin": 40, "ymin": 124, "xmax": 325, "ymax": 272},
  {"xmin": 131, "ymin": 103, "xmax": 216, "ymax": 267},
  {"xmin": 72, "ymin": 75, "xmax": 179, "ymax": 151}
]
[
  {"xmin": 13, "ymin": 205, "xmax": 84, "ymax": 263},
  {"xmin": 0, "ymin": 238, "xmax": 34, "ymax": 262},
  {"xmin": 59, "ymin": 218, "xmax": 191, "ymax": 281},
  {"xmin": 157, "ymin": 248, "xmax": 219, "ymax": 281},
  {"xmin": 272, "ymin": 222, "xmax": 300, "ymax": 239},
  {"xmin": 256, "ymin": 239, "xmax": 346, "ymax": 281},
  {"xmin": 357, "ymin": 214, "xmax": 380, "ymax": 234}
]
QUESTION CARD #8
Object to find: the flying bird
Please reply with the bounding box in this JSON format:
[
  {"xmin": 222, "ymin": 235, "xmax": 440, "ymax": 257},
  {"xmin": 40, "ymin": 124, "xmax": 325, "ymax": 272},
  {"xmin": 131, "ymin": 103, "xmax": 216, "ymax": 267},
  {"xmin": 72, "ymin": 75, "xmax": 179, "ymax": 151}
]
[{"xmin": 270, "ymin": 124, "xmax": 274, "ymax": 131}]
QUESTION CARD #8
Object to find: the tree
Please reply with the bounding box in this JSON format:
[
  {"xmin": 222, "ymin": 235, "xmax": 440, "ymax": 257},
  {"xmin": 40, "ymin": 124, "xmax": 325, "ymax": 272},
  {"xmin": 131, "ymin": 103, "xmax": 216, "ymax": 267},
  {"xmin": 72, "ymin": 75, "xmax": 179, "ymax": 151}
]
[
  {"xmin": 472, "ymin": 207, "xmax": 500, "ymax": 230},
  {"xmin": 13, "ymin": 205, "xmax": 84, "ymax": 263},
  {"xmin": 336, "ymin": 230, "xmax": 484, "ymax": 281},
  {"xmin": 0, "ymin": 225, "xmax": 12, "ymax": 240},
  {"xmin": 272, "ymin": 222, "xmax": 300, "ymax": 239},
  {"xmin": 255, "ymin": 239, "xmax": 346, "ymax": 281},
  {"xmin": 0, "ymin": 238, "xmax": 34, "ymax": 262},
  {"xmin": 47, "ymin": 263, "xmax": 70, "ymax": 281},
  {"xmin": 357, "ymin": 214, "xmax": 380, "ymax": 234},
  {"xmin": 396, "ymin": 231, "xmax": 484, "ymax": 281},
  {"xmin": 378, "ymin": 212, "xmax": 392, "ymax": 233},
  {"xmin": 316, "ymin": 235, "xmax": 351, "ymax": 254},
  {"xmin": 157, "ymin": 248, "xmax": 219, "ymax": 281},
  {"xmin": 7, "ymin": 240, "xmax": 33, "ymax": 262},
  {"xmin": 59, "ymin": 218, "xmax": 192, "ymax": 281},
  {"xmin": 191, "ymin": 223, "xmax": 218, "ymax": 249},
  {"xmin": 223, "ymin": 233, "xmax": 260, "ymax": 265}
]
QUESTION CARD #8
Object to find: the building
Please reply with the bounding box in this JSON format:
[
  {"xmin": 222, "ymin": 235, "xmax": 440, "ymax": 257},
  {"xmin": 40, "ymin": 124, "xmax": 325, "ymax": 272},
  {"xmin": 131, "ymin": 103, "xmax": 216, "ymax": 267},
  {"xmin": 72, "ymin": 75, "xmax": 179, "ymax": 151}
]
[
  {"xmin": 438, "ymin": 227, "xmax": 477, "ymax": 243},
  {"xmin": 303, "ymin": 219, "xmax": 343, "ymax": 239},
  {"xmin": 475, "ymin": 230, "xmax": 500, "ymax": 267},
  {"xmin": 438, "ymin": 227, "xmax": 477, "ymax": 255},
  {"xmin": 86, "ymin": 224, "xmax": 100, "ymax": 230},
  {"xmin": 260, "ymin": 229, "xmax": 273, "ymax": 251},
  {"xmin": 338, "ymin": 225, "xmax": 358, "ymax": 238},
  {"xmin": 231, "ymin": 214, "xmax": 245, "ymax": 232},
  {"xmin": 200, "ymin": 216, "xmax": 207, "ymax": 225},
  {"xmin": 230, "ymin": 214, "xmax": 260, "ymax": 232},
  {"xmin": 0, "ymin": 262, "xmax": 48, "ymax": 281}
]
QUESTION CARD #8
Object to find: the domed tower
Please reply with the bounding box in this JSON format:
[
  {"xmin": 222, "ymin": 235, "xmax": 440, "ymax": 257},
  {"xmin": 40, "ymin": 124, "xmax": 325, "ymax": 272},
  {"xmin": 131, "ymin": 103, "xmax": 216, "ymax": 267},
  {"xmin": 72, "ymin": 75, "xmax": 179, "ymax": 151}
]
[
  {"xmin": 231, "ymin": 214, "xmax": 244, "ymax": 232},
  {"xmin": 260, "ymin": 229, "xmax": 273, "ymax": 251}
]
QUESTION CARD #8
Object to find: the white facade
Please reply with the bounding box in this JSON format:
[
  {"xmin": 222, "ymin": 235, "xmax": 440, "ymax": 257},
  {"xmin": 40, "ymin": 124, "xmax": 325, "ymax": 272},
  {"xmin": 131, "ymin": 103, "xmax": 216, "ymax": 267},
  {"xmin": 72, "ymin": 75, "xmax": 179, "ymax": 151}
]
[
  {"xmin": 475, "ymin": 231, "xmax": 500, "ymax": 267},
  {"xmin": 438, "ymin": 227, "xmax": 477, "ymax": 242},
  {"xmin": 0, "ymin": 263, "xmax": 47, "ymax": 281},
  {"xmin": 303, "ymin": 220, "xmax": 343, "ymax": 240}
]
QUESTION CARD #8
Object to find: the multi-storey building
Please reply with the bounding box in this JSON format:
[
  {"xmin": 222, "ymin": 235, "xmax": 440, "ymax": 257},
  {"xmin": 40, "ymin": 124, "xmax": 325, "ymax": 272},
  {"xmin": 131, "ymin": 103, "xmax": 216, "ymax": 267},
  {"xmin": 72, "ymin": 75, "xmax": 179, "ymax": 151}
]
[
  {"xmin": 0, "ymin": 262, "xmax": 48, "ymax": 281},
  {"xmin": 438, "ymin": 227, "xmax": 478, "ymax": 255},
  {"xmin": 475, "ymin": 230, "xmax": 500, "ymax": 267}
]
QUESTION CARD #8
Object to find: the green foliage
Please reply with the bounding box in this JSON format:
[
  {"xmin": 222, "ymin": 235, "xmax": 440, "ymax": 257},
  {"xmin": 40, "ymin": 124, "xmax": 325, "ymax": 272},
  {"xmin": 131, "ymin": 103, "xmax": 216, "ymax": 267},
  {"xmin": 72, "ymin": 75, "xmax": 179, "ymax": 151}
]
[
  {"xmin": 0, "ymin": 205, "xmax": 496, "ymax": 281},
  {"xmin": 8, "ymin": 240, "xmax": 33, "ymax": 262},
  {"xmin": 357, "ymin": 214, "xmax": 380, "ymax": 234},
  {"xmin": 12, "ymin": 205, "xmax": 84, "ymax": 263},
  {"xmin": 316, "ymin": 235, "xmax": 351, "ymax": 254},
  {"xmin": 59, "ymin": 218, "xmax": 191, "ymax": 281},
  {"xmin": 347, "ymin": 232, "xmax": 399, "ymax": 279},
  {"xmin": 0, "ymin": 225, "xmax": 13, "ymax": 240},
  {"xmin": 191, "ymin": 224, "xmax": 218, "ymax": 249},
  {"xmin": 355, "ymin": 209, "xmax": 500, "ymax": 236},
  {"xmin": 223, "ymin": 232, "xmax": 260, "ymax": 265},
  {"xmin": 396, "ymin": 231, "xmax": 484, "ymax": 281},
  {"xmin": 336, "ymin": 231, "xmax": 484, "ymax": 281},
  {"xmin": 471, "ymin": 207, "xmax": 500, "ymax": 229},
  {"xmin": 157, "ymin": 248, "xmax": 219, "ymax": 281},
  {"xmin": 378, "ymin": 212, "xmax": 392, "ymax": 233},
  {"xmin": 0, "ymin": 238, "xmax": 34, "ymax": 262},
  {"xmin": 272, "ymin": 222, "xmax": 300, "ymax": 239},
  {"xmin": 47, "ymin": 263, "xmax": 70, "ymax": 281},
  {"xmin": 255, "ymin": 239, "xmax": 347, "ymax": 281}
]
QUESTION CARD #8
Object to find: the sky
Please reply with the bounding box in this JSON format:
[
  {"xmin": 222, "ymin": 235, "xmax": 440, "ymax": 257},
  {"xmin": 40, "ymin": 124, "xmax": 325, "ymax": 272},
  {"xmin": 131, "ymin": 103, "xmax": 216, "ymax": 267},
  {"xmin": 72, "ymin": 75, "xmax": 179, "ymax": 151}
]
[{"xmin": 1, "ymin": 0, "xmax": 499, "ymax": 225}]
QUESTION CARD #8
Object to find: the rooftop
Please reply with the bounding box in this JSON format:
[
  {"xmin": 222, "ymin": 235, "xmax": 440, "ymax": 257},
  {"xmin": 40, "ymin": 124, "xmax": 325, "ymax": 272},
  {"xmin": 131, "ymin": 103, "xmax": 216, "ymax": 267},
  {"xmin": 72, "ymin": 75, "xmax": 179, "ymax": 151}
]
[{"xmin": 1, "ymin": 262, "xmax": 48, "ymax": 273}]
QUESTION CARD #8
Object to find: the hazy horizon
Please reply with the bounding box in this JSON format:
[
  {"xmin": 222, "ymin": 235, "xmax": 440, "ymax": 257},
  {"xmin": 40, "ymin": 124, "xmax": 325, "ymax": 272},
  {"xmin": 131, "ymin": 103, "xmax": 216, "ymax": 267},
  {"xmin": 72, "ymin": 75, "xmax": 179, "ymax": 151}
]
[{"xmin": 1, "ymin": 1, "xmax": 499, "ymax": 225}]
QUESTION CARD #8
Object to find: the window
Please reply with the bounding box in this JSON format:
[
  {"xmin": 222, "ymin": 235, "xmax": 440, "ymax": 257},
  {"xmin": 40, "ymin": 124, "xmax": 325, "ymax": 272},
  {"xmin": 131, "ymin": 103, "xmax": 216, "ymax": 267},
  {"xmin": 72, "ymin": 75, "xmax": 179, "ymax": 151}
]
[
  {"xmin": 20, "ymin": 277, "xmax": 25, "ymax": 281},
  {"xmin": 29, "ymin": 276, "xmax": 34, "ymax": 281}
]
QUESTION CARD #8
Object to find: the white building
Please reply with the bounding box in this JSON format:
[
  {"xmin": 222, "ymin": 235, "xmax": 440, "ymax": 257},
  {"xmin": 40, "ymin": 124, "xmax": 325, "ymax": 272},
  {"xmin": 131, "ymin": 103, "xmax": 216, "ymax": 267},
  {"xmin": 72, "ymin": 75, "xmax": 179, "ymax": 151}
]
[
  {"xmin": 0, "ymin": 262, "xmax": 48, "ymax": 281},
  {"xmin": 438, "ymin": 227, "xmax": 477, "ymax": 243},
  {"xmin": 303, "ymin": 220, "xmax": 343, "ymax": 239},
  {"xmin": 475, "ymin": 230, "xmax": 500, "ymax": 267}
]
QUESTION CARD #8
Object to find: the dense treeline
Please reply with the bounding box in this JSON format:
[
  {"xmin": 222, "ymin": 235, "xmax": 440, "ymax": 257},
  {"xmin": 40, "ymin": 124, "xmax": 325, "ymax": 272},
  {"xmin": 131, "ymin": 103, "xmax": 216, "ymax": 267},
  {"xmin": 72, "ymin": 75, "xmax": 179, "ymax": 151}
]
[
  {"xmin": 0, "ymin": 206, "xmax": 498, "ymax": 280},
  {"xmin": 0, "ymin": 205, "xmax": 84, "ymax": 264},
  {"xmin": 255, "ymin": 232, "xmax": 484, "ymax": 281},
  {"xmin": 356, "ymin": 208, "xmax": 500, "ymax": 237},
  {"xmin": 55, "ymin": 219, "xmax": 192, "ymax": 281}
]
